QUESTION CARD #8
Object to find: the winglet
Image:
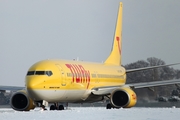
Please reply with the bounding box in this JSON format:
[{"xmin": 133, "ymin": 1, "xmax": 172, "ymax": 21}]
[{"xmin": 104, "ymin": 2, "xmax": 123, "ymax": 66}]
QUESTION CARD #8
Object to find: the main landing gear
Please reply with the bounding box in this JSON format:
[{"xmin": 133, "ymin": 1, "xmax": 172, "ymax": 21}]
[
  {"xmin": 106, "ymin": 103, "xmax": 119, "ymax": 109},
  {"xmin": 106, "ymin": 103, "xmax": 112, "ymax": 109},
  {"xmin": 50, "ymin": 103, "xmax": 65, "ymax": 110}
]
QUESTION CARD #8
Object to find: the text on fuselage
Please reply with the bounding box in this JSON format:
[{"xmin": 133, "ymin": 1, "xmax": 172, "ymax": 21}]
[{"xmin": 65, "ymin": 64, "xmax": 90, "ymax": 89}]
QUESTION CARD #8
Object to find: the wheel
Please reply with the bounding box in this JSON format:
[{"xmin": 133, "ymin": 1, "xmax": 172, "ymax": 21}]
[
  {"xmin": 59, "ymin": 105, "xmax": 64, "ymax": 110},
  {"xmin": 50, "ymin": 105, "xmax": 56, "ymax": 110},
  {"xmin": 106, "ymin": 103, "xmax": 112, "ymax": 109}
]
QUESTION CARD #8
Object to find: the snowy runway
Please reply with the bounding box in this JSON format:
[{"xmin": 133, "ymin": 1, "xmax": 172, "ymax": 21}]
[{"xmin": 1, "ymin": 107, "xmax": 180, "ymax": 120}]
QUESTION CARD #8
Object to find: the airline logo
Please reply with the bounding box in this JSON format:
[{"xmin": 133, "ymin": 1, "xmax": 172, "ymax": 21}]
[
  {"xmin": 65, "ymin": 64, "xmax": 90, "ymax": 89},
  {"xmin": 116, "ymin": 36, "xmax": 121, "ymax": 54}
]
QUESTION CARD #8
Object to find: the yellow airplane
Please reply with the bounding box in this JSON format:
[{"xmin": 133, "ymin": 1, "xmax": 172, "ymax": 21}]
[{"xmin": 9, "ymin": 2, "xmax": 180, "ymax": 111}]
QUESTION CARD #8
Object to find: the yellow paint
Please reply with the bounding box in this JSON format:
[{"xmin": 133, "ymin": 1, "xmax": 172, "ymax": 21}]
[{"xmin": 26, "ymin": 60, "xmax": 126, "ymax": 90}]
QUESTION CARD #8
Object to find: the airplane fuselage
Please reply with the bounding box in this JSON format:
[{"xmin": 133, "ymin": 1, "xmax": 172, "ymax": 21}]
[{"xmin": 26, "ymin": 59, "xmax": 126, "ymax": 103}]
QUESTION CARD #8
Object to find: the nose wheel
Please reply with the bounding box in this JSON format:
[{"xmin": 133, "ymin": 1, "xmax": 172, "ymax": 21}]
[{"xmin": 41, "ymin": 105, "xmax": 47, "ymax": 110}]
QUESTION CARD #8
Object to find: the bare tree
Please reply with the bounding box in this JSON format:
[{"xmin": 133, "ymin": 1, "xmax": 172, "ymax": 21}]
[{"xmin": 124, "ymin": 57, "xmax": 179, "ymax": 101}]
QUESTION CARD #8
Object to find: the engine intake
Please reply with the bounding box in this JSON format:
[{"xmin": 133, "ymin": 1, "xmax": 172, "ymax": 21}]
[
  {"xmin": 10, "ymin": 90, "xmax": 35, "ymax": 111},
  {"xmin": 110, "ymin": 87, "xmax": 137, "ymax": 108}
]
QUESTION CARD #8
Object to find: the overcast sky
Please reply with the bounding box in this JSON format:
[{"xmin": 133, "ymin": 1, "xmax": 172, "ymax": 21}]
[{"xmin": 1, "ymin": 0, "xmax": 180, "ymax": 86}]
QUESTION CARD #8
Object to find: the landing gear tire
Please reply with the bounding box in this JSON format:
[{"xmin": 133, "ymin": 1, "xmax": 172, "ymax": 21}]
[
  {"xmin": 106, "ymin": 103, "xmax": 112, "ymax": 109},
  {"xmin": 50, "ymin": 105, "xmax": 56, "ymax": 110},
  {"xmin": 41, "ymin": 105, "xmax": 47, "ymax": 111},
  {"xmin": 59, "ymin": 105, "xmax": 64, "ymax": 110}
]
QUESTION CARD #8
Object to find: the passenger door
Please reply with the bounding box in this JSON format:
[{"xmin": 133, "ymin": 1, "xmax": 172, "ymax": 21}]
[{"xmin": 55, "ymin": 64, "xmax": 66, "ymax": 86}]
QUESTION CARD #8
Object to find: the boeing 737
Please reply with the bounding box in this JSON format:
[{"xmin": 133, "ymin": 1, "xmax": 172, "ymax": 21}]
[{"xmin": 6, "ymin": 2, "xmax": 180, "ymax": 111}]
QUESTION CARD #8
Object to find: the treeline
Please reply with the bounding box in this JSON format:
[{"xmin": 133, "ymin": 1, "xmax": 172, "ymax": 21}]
[{"xmin": 124, "ymin": 57, "xmax": 180, "ymax": 102}]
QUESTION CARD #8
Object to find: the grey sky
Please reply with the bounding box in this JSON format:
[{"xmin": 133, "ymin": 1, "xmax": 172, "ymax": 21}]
[{"xmin": 1, "ymin": 0, "xmax": 180, "ymax": 86}]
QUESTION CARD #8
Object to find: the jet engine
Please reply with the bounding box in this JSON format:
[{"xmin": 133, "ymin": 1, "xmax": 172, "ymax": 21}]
[
  {"xmin": 10, "ymin": 90, "xmax": 35, "ymax": 111},
  {"xmin": 110, "ymin": 87, "xmax": 137, "ymax": 108}
]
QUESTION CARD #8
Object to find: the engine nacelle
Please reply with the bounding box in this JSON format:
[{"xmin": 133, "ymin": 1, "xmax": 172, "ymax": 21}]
[
  {"xmin": 110, "ymin": 87, "xmax": 137, "ymax": 108},
  {"xmin": 10, "ymin": 90, "xmax": 35, "ymax": 111}
]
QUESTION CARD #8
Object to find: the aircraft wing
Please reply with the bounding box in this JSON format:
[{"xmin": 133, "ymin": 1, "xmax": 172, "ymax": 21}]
[
  {"xmin": 0, "ymin": 85, "xmax": 24, "ymax": 91},
  {"xmin": 127, "ymin": 79, "xmax": 180, "ymax": 89},
  {"xmin": 91, "ymin": 79, "xmax": 180, "ymax": 95},
  {"xmin": 91, "ymin": 85, "xmax": 121, "ymax": 95},
  {"xmin": 126, "ymin": 63, "xmax": 180, "ymax": 73}
]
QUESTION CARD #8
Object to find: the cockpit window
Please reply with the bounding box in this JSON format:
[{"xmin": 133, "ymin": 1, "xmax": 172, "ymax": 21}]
[
  {"xmin": 27, "ymin": 71, "xmax": 35, "ymax": 75},
  {"xmin": 46, "ymin": 71, "xmax": 53, "ymax": 76},
  {"xmin": 35, "ymin": 71, "xmax": 45, "ymax": 75},
  {"xmin": 27, "ymin": 71, "xmax": 53, "ymax": 76}
]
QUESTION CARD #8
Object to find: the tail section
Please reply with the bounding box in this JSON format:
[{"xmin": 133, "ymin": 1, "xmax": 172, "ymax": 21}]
[{"xmin": 104, "ymin": 2, "xmax": 123, "ymax": 66}]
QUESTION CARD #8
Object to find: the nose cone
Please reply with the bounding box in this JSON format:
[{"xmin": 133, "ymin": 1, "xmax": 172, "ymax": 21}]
[
  {"xmin": 26, "ymin": 76, "xmax": 46, "ymax": 101},
  {"xmin": 26, "ymin": 77, "xmax": 44, "ymax": 90}
]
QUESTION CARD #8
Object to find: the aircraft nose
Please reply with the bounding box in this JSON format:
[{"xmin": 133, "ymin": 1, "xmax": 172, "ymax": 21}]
[
  {"xmin": 26, "ymin": 77, "xmax": 43, "ymax": 90},
  {"xmin": 26, "ymin": 77, "xmax": 46, "ymax": 100}
]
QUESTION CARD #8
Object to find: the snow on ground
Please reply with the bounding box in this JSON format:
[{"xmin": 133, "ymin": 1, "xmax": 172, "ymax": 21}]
[{"xmin": 0, "ymin": 107, "xmax": 180, "ymax": 120}]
